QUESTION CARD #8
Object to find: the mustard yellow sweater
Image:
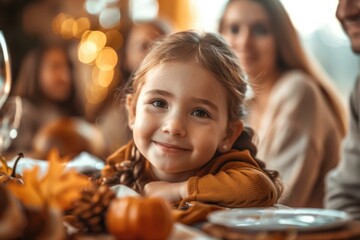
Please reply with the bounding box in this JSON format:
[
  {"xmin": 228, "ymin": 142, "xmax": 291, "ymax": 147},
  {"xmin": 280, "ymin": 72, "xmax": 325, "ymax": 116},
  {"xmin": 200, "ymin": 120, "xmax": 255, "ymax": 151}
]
[{"xmin": 106, "ymin": 140, "xmax": 278, "ymax": 209}]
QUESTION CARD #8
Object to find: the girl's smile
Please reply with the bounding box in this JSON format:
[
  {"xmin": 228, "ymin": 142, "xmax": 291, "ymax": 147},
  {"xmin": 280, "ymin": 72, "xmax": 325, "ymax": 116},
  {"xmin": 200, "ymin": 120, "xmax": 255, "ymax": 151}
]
[{"xmin": 153, "ymin": 140, "xmax": 192, "ymax": 154}]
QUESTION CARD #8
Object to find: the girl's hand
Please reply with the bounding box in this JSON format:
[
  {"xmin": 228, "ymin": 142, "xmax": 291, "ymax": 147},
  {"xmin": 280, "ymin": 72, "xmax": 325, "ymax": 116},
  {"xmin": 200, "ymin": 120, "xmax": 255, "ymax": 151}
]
[{"xmin": 144, "ymin": 181, "xmax": 188, "ymax": 203}]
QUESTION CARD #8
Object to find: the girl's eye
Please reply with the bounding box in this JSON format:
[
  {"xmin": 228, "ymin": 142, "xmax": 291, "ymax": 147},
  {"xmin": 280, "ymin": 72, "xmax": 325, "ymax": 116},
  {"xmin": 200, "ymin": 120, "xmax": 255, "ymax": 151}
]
[
  {"xmin": 151, "ymin": 100, "xmax": 167, "ymax": 108},
  {"xmin": 192, "ymin": 109, "xmax": 210, "ymax": 118}
]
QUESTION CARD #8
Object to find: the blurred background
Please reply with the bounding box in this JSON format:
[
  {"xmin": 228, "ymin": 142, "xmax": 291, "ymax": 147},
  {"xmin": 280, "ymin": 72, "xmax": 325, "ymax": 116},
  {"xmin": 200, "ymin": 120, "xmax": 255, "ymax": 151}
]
[{"xmin": 0, "ymin": 0, "xmax": 359, "ymax": 121}]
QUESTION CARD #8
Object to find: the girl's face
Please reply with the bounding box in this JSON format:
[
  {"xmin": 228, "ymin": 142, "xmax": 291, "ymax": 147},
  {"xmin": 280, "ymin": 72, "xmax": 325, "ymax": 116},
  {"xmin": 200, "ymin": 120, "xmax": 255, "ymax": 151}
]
[
  {"xmin": 39, "ymin": 48, "xmax": 72, "ymax": 102},
  {"xmin": 220, "ymin": 0, "xmax": 277, "ymax": 78},
  {"xmin": 128, "ymin": 61, "xmax": 241, "ymax": 181}
]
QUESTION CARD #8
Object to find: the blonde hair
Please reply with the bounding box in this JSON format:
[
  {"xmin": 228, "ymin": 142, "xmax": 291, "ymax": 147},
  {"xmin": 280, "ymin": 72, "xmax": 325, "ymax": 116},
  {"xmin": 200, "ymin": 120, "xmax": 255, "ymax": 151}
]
[
  {"xmin": 219, "ymin": 0, "xmax": 347, "ymax": 136},
  {"xmin": 118, "ymin": 30, "xmax": 283, "ymax": 199}
]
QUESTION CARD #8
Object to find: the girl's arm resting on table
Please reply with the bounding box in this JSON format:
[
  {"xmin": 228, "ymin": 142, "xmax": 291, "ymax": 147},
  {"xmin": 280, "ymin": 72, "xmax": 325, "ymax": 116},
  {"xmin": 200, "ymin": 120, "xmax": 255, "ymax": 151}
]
[
  {"xmin": 144, "ymin": 181, "xmax": 188, "ymax": 203},
  {"xmin": 184, "ymin": 167, "xmax": 277, "ymax": 208}
]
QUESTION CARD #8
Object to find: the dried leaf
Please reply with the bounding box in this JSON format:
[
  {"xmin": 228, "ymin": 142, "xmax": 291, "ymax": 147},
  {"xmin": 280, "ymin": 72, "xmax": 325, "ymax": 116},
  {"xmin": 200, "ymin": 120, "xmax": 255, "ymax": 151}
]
[
  {"xmin": 7, "ymin": 149, "xmax": 91, "ymax": 210},
  {"xmin": 7, "ymin": 167, "xmax": 43, "ymax": 206},
  {"xmin": 47, "ymin": 148, "xmax": 71, "ymax": 163},
  {"xmin": 0, "ymin": 156, "xmax": 12, "ymax": 175}
]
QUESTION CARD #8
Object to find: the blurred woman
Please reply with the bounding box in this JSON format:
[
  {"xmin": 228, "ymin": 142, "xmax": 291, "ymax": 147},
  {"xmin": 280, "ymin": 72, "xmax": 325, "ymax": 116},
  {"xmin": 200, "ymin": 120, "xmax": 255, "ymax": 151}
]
[
  {"xmin": 121, "ymin": 19, "xmax": 172, "ymax": 81},
  {"xmin": 9, "ymin": 42, "xmax": 85, "ymax": 156},
  {"xmin": 219, "ymin": 0, "xmax": 347, "ymax": 207}
]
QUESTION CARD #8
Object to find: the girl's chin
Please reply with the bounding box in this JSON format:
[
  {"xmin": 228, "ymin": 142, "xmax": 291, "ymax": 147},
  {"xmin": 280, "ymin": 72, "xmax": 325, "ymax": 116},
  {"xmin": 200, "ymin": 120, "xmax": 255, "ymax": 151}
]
[{"xmin": 152, "ymin": 166, "xmax": 196, "ymax": 181}]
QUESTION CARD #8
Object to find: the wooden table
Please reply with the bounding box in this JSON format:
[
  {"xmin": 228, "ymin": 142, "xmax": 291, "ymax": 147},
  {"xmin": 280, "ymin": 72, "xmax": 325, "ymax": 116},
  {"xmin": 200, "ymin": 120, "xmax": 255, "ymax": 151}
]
[{"xmin": 202, "ymin": 220, "xmax": 360, "ymax": 240}]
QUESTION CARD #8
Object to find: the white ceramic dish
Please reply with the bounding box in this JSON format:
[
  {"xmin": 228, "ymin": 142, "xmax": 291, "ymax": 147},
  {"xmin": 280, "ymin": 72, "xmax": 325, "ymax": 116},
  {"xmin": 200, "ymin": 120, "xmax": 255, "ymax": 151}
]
[{"xmin": 208, "ymin": 208, "xmax": 351, "ymax": 232}]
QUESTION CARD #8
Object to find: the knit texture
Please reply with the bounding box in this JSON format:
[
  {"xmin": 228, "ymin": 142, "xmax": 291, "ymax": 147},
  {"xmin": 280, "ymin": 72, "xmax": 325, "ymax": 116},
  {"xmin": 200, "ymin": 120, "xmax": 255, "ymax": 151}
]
[{"xmin": 105, "ymin": 141, "xmax": 277, "ymax": 207}]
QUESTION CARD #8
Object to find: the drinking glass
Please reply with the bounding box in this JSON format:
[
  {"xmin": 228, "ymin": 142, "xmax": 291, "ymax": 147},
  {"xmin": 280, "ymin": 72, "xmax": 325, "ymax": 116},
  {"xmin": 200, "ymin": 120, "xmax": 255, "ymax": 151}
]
[
  {"xmin": 0, "ymin": 31, "xmax": 11, "ymax": 110},
  {"xmin": 0, "ymin": 96, "xmax": 22, "ymax": 154},
  {"xmin": 0, "ymin": 30, "xmax": 19, "ymax": 155}
]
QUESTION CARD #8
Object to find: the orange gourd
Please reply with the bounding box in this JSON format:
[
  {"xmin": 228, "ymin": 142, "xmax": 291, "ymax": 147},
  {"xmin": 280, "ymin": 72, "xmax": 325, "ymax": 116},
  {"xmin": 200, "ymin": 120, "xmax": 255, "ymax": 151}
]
[
  {"xmin": 0, "ymin": 153, "xmax": 24, "ymax": 185},
  {"xmin": 106, "ymin": 196, "xmax": 174, "ymax": 240}
]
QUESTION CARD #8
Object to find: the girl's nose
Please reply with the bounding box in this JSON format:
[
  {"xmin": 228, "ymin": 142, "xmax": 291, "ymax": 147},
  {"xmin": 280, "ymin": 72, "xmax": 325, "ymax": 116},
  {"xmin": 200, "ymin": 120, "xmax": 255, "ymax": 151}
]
[{"xmin": 161, "ymin": 114, "xmax": 186, "ymax": 137}]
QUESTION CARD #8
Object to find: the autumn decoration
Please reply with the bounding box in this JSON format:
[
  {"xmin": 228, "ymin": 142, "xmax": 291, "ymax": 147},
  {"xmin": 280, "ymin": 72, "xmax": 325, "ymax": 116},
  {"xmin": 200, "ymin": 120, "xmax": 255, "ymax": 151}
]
[
  {"xmin": 0, "ymin": 153, "xmax": 24, "ymax": 185},
  {"xmin": 106, "ymin": 196, "xmax": 174, "ymax": 240},
  {"xmin": 0, "ymin": 150, "xmax": 91, "ymax": 239}
]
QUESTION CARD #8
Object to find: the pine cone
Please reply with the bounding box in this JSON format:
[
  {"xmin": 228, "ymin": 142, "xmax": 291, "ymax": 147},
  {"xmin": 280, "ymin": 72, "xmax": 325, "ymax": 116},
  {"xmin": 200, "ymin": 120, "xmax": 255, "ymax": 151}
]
[{"xmin": 63, "ymin": 184, "xmax": 116, "ymax": 233}]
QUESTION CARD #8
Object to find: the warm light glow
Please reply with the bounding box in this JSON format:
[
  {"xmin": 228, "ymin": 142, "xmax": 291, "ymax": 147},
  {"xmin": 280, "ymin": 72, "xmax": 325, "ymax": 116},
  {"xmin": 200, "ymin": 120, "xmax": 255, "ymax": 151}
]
[
  {"xmin": 61, "ymin": 17, "xmax": 76, "ymax": 39},
  {"xmin": 85, "ymin": 84, "xmax": 108, "ymax": 104},
  {"xmin": 78, "ymin": 42, "xmax": 97, "ymax": 64},
  {"xmin": 95, "ymin": 47, "xmax": 118, "ymax": 71},
  {"xmin": 78, "ymin": 31, "xmax": 107, "ymax": 64},
  {"xmin": 73, "ymin": 18, "xmax": 91, "ymax": 38},
  {"xmin": 52, "ymin": 13, "xmax": 67, "ymax": 34},
  {"xmin": 92, "ymin": 67, "xmax": 114, "ymax": 87},
  {"xmin": 87, "ymin": 31, "xmax": 107, "ymax": 49},
  {"xmin": 105, "ymin": 30, "xmax": 123, "ymax": 50},
  {"xmin": 80, "ymin": 30, "xmax": 91, "ymax": 41}
]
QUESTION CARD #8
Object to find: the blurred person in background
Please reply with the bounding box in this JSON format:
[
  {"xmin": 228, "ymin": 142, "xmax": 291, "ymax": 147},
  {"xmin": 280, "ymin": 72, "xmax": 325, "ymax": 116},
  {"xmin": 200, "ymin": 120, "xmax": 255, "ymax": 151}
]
[
  {"xmin": 32, "ymin": 117, "xmax": 105, "ymax": 160},
  {"xmin": 219, "ymin": 0, "xmax": 347, "ymax": 207},
  {"xmin": 120, "ymin": 19, "xmax": 173, "ymax": 82},
  {"xmin": 8, "ymin": 42, "xmax": 87, "ymax": 157},
  {"xmin": 98, "ymin": 19, "xmax": 172, "ymax": 155},
  {"xmin": 326, "ymin": 0, "xmax": 360, "ymax": 220}
]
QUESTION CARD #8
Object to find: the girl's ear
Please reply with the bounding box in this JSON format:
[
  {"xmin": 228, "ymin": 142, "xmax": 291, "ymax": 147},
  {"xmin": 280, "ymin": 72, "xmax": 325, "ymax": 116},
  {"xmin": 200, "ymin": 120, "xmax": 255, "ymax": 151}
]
[
  {"xmin": 126, "ymin": 94, "xmax": 136, "ymax": 130},
  {"xmin": 218, "ymin": 121, "xmax": 243, "ymax": 153}
]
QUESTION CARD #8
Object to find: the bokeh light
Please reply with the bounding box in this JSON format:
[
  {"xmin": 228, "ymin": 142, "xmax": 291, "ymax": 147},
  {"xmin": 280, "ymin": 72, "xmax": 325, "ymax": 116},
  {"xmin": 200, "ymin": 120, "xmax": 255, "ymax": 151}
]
[
  {"xmin": 78, "ymin": 31, "xmax": 107, "ymax": 64},
  {"xmin": 99, "ymin": 7, "xmax": 121, "ymax": 29},
  {"xmin": 105, "ymin": 30, "xmax": 123, "ymax": 50},
  {"xmin": 130, "ymin": 0, "xmax": 159, "ymax": 21},
  {"xmin": 73, "ymin": 17, "xmax": 91, "ymax": 38},
  {"xmin": 61, "ymin": 17, "xmax": 76, "ymax": 39},
  {"xmin": 92, "ymin": 66, "xmax": 114, "ymax": 87},
  {"xmin": 86, "ymin": 84, "xmax": 108, "ymax": 104},
  {"xmin": 95, "ymin": 47, "xmax": 118, "ymax": 71},
  {"xmin": 85, "ymin": 0, "xmax": 106, "ymax": 15},
  {"xmin": 52, "ymin": 13, "xmax": 67, "ymax": 35}
]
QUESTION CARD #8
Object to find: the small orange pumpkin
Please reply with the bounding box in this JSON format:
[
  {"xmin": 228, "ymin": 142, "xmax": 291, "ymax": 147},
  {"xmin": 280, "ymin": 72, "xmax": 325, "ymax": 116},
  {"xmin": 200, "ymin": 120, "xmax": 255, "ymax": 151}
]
[
  {"xmin": 106, "ymin": 196, "xmax": 174, "ymax": 240},
  {"xmin": 0, "ymin": 153, "xmax": 24, "ymax": 185}
]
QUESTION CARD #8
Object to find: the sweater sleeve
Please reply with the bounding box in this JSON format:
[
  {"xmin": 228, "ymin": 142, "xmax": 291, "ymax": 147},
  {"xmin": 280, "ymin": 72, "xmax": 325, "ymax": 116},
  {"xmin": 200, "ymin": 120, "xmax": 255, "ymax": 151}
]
[
  {"xmin": 183, "ymin": 155, "xmax": 278, "ymax": 208},
  {"xmin": 266, "ymin": 124, "xmax": 320, "ymax": 207},
  {"xmin": 325, "ymin": 77, "xmax": 360, "ymax": 220}
]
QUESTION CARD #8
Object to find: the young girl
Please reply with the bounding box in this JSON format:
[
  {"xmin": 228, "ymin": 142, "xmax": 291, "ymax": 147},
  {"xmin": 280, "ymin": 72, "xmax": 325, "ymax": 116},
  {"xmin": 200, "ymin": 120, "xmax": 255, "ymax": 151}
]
[{"xmin": 101, "ymin": 31, "xmax": 282, "ymax": 210}]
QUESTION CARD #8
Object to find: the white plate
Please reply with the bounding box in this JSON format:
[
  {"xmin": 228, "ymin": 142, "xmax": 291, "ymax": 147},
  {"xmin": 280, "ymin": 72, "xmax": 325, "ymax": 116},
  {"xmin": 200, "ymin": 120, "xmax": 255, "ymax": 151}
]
[{"xmin": 208, "ymin": 208, "xmax": 351, "ymax": 232}]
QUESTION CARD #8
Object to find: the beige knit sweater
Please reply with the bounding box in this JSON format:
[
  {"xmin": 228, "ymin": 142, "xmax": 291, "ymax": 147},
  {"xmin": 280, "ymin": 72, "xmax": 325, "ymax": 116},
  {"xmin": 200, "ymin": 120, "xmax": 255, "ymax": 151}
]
[{"xmin": 249, "ymin": 70, "xmax": 344, "ymax": 208}]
